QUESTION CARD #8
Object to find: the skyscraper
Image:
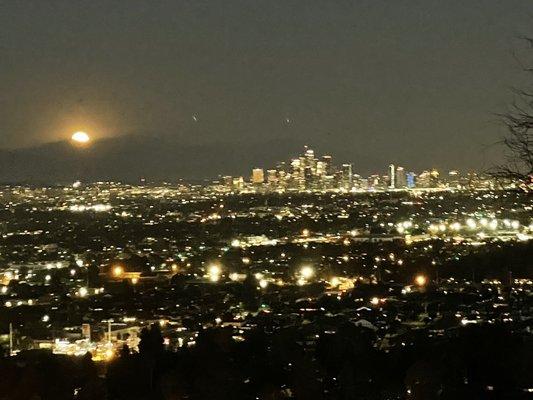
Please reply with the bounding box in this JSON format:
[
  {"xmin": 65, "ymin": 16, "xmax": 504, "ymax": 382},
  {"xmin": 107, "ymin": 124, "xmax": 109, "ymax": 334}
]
[
  {"xmin": 395, "ymin": 166, "xmax": 407, "ymax": 188},
  {"xmin": 406, "ymin": 172, "xmax": 416, "ymax": 188},
  {"xmin": 341, "ymin": 163, "xmax": 353, "ymax": 189},
  {"xmin": 252, "ymin": 168, "xmax": 264, "ymax": 184},
  {"xmin": 388, "ymin": 164, "xmax": 396, "ymax": 189},
  {"xmin": 233, "ymin": 176, "xmax": 244, "ymax": 190},
  {"xmin": 321, "ymin": 155, "xmax": 333, "ymax": 175},
  {"xmin": 267, "ymin": 169, "xmax": 278, "ymax": 186},
  {"xmin": 417, "ymin": 170, "xmax": 431, "ymax": 188}
]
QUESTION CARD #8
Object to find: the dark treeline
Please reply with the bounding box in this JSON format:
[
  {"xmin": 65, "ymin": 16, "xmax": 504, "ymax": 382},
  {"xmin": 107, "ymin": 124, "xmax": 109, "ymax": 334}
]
[
  {"xmin": 439, "ymin": 241, "xmax": 533, "ymax": 282},
  {"xmin": 0, "ymin": 323, "xmax": 531, "ymax": 400}
]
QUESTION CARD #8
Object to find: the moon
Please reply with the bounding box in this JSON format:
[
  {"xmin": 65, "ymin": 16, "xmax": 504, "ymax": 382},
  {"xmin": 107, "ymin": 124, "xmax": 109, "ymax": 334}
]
[{"xmin": 71, "ymin": 131, "xmax": 90, "ymax": 144}]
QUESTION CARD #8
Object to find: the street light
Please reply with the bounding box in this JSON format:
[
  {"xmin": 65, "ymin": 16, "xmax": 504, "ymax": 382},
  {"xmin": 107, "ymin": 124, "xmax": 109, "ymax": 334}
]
[
  {"xmin": 415, "ymin": 274, "xmax": 427, "ymax": 287},
  {"xmin": 113, "ymin": 265, "xmax": 124, "ymax": 277}
]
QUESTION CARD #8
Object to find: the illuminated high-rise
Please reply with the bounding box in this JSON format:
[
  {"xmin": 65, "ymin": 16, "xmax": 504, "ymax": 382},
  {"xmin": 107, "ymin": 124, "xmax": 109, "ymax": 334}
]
[
  {"xmin": 341, "ymin": 163, "xmax": 353, "ymax": 189},
  {"xmin": 406, "ymin": 172, "xmax": 416, "ymax": 188},
  {"xmin": 252, "ymin": 168, "xmax": 264, "ymax": 184},
  {"xmin": 321, "ymin": 155, "xmax": 333, "ymax": 177},
  {"xmin": 233, "ymin": 176, "xmax": 244, "ymax": 190},
  {"xmin": 395, "ymin": 166, "xmax": 407, "ymax": 188},
  {"xmin": 266, "ymin": 169, "xmax": 278, "ymax": 186},
  {"xmin": 417, "ymin": 170, "xmax": 431, "ymax": 188},
  {"xmin": 388, "ymin": 164, "xmax": 396, "ymax": 189}
]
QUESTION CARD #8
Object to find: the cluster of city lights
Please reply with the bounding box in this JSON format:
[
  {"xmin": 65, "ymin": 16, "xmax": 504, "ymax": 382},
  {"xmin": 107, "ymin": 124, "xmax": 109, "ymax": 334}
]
[{"xmin": 394, "ymin": 217, "xmax": 531, "ymax": 237}]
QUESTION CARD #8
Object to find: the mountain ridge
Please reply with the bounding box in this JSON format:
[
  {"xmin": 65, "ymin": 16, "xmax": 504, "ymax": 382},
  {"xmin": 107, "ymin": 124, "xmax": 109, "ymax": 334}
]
[{"xmin": 0, "ymin": 134, "xmax": 308, "ymax": 184}]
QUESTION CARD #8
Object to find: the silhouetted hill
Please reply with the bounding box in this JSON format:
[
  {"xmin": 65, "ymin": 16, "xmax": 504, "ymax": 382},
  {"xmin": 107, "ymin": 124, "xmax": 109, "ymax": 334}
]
[{"xmin": 0, "ymin": 135, "xmax": 303, "ymax": 183}]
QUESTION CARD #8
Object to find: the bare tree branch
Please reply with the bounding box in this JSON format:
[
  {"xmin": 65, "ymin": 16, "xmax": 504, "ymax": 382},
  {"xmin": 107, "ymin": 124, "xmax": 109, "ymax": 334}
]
[{"xmin": 490, "ymin": 38, "xmax": 533, "ymax": 192}]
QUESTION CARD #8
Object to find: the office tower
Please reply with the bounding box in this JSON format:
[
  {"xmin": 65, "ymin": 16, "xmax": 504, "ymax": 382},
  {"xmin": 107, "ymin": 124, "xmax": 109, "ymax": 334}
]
[
  {"xmin": 341, "ymin": 163, "xmax": 353, "ymax": 189},
  {"xmin": 388, "ymin": 164, "xmax": 396, "ymax": 189},
  {"xmin": 252, "ymin": 168, "xmax": 264, "ymax": 184},
  {"xmin": 395, "ymin": 166, "xmax": 407, "ymax": 188},
  {"xmin": 304, "ymin": 147, "xmax": 316, "ymax": 170},
  {"xmin": 290, "ymin": 158, "xmax": 301, "ymax": 176},
  {"xmin": 233, "ymin": 176, "xmax": 244, "ymax": 190},
  {"xmin": 267, "ymin": 169, "xmax": 278, "ymax": 186},
  {"xmin": 321, "ymin": 155, "xmax": 333, "ymax": 175},
  {"xmin": 447, "ymin": 170, "xmax": 460, "ymax": 188},
  {"xmin": 289, "ymin": 158, "xmax": 303, "ymax": 189},
  {"xmin": 352, "ymin": 174, "xmax": 367, "ymax": 190},
  {"xmin": 430, "ymin": 169, "xmax": 440, "ymax": 187},
  {"xmin": 316, "ymin": 161, "xmax": 326, "ymax": 176},
  {"xmin": 406, "ymin": 172, "xmax": 416, "ymax": 188},
  {"xmin": 222, "ymin": 176, "xmax": 233, "ymax": 189},
  {"xmin": 417, "ymin": 171, "xmax": 431, "ymax": 188},
  {"xmin": 368, "ymin": 174, "xmax": 381, "ymax": 190},
  {"xmin": 278, "ymin": 170, "xmax": 287, "ymax": 187}
]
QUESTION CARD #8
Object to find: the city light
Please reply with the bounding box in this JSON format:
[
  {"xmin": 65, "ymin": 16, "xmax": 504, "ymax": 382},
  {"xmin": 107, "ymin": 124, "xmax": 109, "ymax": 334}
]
[
  {"xmin": 229, "ymin": 272, "xmax": 240, "ymax": 281},
  {"xmin": 450, "ymin": 222, "xmax": 461, "ymax": 231},
  {"xmin": 208, "ymin": 264, "xmax": 222, "ymax": 282},
  {"xmin": 299, "ymin": 265, "xmax": 315, "ymax": 280},
  {"xmin": 415, "ymin": 275, "xmax": 427, "ymax": 287},
  {"xmin": 3, "ymin": 5, "xmax": 533, "ymax": 397},
  {"xmin": 113, "ymin": 265, "xmax": 124, "ymax": 277},
  {"xmin": 466, "ymin": 218, "xmax": 477, "ymax": 229}
]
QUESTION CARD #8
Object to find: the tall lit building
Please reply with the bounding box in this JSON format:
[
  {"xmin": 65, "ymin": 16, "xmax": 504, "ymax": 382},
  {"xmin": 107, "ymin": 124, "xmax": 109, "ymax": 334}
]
[
  {"xmin": 267, "ymin": 169, "xmax": 278, "ymax": 185},
  {"xmin": 368, "ymin": 174, "xmax": 381, "ymax": 189},
  {"xmin": 430, "ymin": 169, "xmax": 440, "ymax": 187},
  {"xmin": 388, "ymin": 164, "xmax": 396, "ymax": 189},
  {"xmin": 222, "ymin": 176, "xmax": 233, "ymax": 190},
  {"xmin": 341, "ymin": 163, "xmax": 353, "ymax": 189},
  {"xmin": 395, "ymin": 166, "xmax": 407, "ymax": 188},
  {"xmin": 304, "ymin": 147, "xmax": 316, "ymax": 172},
  {"xmin": 316, "ymin": 161, "xmax": 326, "ymax": 176},
  {"xmin": 352, "ymin": 174, "xmax": 366, "ymax": 190},
  {"xmin": 252, "ymin": 168, "xmax": 264, "ymax": 184},
  {"xmin": 417, "ymin": 171, "xmax": 431, "ymax": 188},
  {"xmin": 448, "ymin": 170, "xmax": 461, "ymax": 188},
  {"xmin": 406, "ymin": 172, "xmax": 416, "ymax": 188},
  {"xmin": 233, "ymin": 177, "xmax": 244, "ymax": 190}
]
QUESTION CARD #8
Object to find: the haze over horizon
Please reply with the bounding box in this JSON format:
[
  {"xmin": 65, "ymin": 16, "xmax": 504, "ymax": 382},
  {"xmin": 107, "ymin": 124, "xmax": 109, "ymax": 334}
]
[{"xmin": 2, "ymin": 1, "xmax": 533, "ymax": 179}]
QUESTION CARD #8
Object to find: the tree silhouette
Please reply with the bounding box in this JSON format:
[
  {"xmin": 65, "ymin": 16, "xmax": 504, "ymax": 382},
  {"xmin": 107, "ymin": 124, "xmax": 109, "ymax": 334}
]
[
  {"xmin": 492, "ymin": 37, "xmax": 533, "ymax": 191},
  {"xmin": 138, "ymin": 323, "xmax": 164, "ymax": 357},
  {"xmin": 119, "ymin": 344, "xmax": 130, "ymax": 358}
]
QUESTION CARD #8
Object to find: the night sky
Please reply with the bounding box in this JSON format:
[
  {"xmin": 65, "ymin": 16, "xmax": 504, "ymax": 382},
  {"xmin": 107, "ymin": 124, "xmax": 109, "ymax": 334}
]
[{"xmin": 1, "ymin": 0, "xmax": 532, "ymax": 175}]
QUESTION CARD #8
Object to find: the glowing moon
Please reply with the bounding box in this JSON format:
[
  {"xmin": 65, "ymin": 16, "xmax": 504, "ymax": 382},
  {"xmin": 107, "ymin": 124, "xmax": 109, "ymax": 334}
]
[{"xmin": 71, "ymin": 131, "xmax": 90, "ymax": 143}]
